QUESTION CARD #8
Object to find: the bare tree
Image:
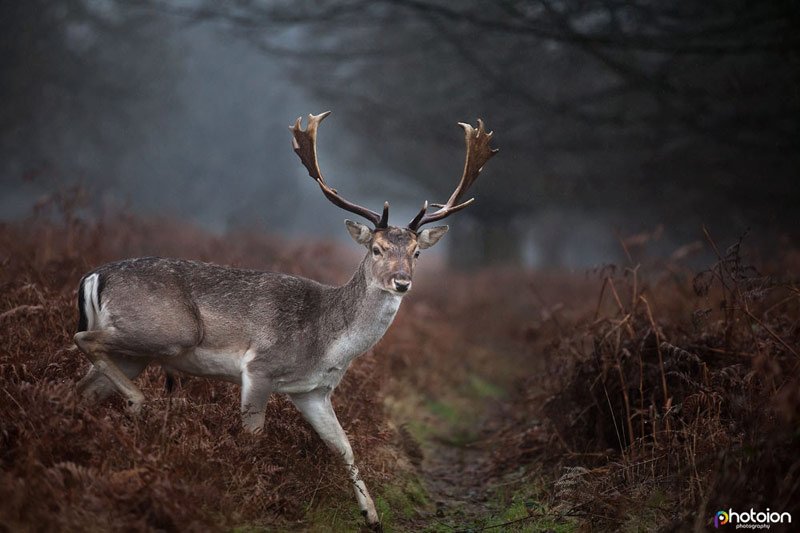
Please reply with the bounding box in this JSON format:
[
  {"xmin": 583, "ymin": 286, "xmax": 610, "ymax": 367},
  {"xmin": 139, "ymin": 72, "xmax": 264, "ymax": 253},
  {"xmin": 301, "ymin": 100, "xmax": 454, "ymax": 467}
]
[{"xmin": 153, "ymin": 0, "xmax": 798, "ymax": 263}]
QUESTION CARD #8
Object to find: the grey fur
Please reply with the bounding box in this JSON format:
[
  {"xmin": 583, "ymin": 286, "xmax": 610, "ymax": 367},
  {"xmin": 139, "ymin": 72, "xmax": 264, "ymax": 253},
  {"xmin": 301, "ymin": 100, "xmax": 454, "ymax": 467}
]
[
  {"xmin": 82, "ymin": 254, "xmax": 393, "ymax": 389},
  {"xmin": 73, "ymin": 224, "xmax": 443, "ymax": 529}
]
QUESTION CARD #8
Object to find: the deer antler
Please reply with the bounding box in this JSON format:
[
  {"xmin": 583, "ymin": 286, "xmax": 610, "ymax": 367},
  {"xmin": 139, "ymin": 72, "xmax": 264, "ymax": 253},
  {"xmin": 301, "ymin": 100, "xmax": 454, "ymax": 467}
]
[
  {"xmin": 408, "ymin": 119, "xmax": 498, "ymax": 231},
  {"xmin": 291, "ymin": 111, "xmax": 389, "ymax": 228}
]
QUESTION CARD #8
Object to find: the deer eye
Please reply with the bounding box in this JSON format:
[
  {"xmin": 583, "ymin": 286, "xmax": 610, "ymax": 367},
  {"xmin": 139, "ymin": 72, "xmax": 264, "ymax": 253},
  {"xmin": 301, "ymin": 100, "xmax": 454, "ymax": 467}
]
[
  {"xmin": 372, "ymin": 246, "xmax": 382, "ymax": 256},
  {"xmin": 414, "ymin": 250, "xmax": 420, "ymax": 259}
]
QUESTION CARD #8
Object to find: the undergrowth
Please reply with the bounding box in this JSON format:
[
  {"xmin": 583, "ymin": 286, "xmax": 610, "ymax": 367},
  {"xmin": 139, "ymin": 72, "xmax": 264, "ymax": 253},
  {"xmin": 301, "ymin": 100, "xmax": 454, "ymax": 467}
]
[
  {"xmin": 488, "ymin": 231, "xmax": 800, "ymax": 531},
  {"xmin": 1, "ymin": 192, "xmax": 797, "ymax": 532},
  {"xmin": 0, "ymin": 200, "xmax": 413, "ymax": 531}
]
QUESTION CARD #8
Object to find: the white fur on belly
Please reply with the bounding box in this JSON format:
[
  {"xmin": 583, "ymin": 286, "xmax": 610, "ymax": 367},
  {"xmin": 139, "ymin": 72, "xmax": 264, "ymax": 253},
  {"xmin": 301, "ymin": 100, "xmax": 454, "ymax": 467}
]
[{"xmin": 163, "ymin": 347, "xmax": 252, "ymax": 384}]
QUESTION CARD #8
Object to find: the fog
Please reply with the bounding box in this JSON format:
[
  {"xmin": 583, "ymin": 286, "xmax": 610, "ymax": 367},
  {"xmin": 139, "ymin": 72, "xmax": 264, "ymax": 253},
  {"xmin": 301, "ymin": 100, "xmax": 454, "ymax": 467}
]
[
  {"xmin": 1, "ymin": 12, "xmax": 450, "ymax": 249},
  {"xmin": 2, "ymin": 1, "xmax": 797, "ymax": 269}
]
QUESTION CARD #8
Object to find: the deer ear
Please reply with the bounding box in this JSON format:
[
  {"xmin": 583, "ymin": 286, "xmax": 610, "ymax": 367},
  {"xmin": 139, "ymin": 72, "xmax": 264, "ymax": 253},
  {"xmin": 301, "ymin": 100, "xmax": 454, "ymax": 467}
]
[
  {"xmin": 418, "ymin": 225, "xmax": 449, "ymax": 249},
  {"xmin": 345, "ymin": 220, "xmax": 373, "ymax": 246}
]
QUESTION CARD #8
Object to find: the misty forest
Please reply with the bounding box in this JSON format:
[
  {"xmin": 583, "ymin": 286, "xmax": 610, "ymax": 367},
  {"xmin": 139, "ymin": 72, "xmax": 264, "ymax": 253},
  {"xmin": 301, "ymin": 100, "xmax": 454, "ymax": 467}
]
[{"xmin": 1, "ymin": 1, "xmax": 798, "ymax": 531}]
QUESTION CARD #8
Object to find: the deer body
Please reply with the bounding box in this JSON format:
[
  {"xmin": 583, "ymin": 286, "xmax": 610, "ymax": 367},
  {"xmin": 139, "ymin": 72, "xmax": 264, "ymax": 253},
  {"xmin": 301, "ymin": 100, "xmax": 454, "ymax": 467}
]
[
  {"xmin": 77, "ymin": 246, "xmax": 410, "ymax": 414},
  {"xmin": 80, "ymin": 256, "xmax": 400, "ymax": 392},
  {"xmin": 74, "ymin": 112, "xmax": 497, "ymax": 530}
]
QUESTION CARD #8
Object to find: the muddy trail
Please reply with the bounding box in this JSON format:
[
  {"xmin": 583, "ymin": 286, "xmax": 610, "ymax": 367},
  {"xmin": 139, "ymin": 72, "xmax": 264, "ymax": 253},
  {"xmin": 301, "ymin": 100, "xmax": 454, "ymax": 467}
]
[
  {"xmin": 414, "ymin": 433, "xmax": 503, "ymax": 531},
  {"xmin": 398, "ymin": 397, "xmax": 545, "ymax": 533},
  {"xmin": 423, "ymin": 439, "xmax": 489, "ymax": 527},
  {"xmin": 389, "ymin": 332, "xmax": 551, "ymax": 533}
]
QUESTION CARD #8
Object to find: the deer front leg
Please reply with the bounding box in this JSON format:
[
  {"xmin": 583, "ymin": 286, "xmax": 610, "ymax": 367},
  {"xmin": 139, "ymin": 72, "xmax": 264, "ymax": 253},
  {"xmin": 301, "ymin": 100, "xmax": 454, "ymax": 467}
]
[
  {"xmin": 290, "ymin": 388, "xmax": 380, "ymax": 530},
  {"xmin": 241, "ymin": 371, "xmax": 272, "ymax": 434}
]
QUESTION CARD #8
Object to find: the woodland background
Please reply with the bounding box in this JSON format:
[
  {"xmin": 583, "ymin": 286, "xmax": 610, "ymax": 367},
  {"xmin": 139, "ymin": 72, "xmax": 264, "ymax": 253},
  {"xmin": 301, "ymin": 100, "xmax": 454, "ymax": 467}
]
[{"xmin": 1, "ymin": 1, "xmax": 798, "ymax": 531}]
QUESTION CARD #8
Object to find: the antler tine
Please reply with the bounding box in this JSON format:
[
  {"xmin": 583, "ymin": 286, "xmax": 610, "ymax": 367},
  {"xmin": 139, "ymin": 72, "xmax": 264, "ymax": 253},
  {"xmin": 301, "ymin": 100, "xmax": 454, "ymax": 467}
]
[
  {"xmin": 378, "ymin": 201, "xmax": 389, "ymax": 228},
  {"xmin": 408, "ymin": 200, "xmax": 428, "ymax": 230},
  {"xmin": 290, "ymin": 111, "xmax": 387, "ymax": 228},
  {"xmin": 408, "ymin": 118, "xmax": 498, "ymax": 231}
]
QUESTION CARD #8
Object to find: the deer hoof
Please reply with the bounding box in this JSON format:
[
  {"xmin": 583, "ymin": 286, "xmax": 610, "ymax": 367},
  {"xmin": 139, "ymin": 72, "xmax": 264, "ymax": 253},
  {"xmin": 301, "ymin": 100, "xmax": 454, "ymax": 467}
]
[
  {"xmin": 126, "ymin": 396, "xmax": 144, "ymax": 414},
  {"xmin": 360, "ymin": 510, "xmax": 382, "ymax": 532}
]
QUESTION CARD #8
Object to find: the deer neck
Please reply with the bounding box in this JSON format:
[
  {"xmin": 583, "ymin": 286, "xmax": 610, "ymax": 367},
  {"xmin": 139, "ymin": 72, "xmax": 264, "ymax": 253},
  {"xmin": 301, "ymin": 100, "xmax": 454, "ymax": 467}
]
[{"xmin": 325, "ymin": 256, "xmax": 402, "ymax": 361}]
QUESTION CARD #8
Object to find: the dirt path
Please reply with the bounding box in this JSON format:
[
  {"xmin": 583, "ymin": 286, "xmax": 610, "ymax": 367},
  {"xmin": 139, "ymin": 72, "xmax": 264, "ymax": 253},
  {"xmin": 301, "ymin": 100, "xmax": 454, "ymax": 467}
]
[
  {"xmin": 423, "ymin": 439, "xmax": 491, "ymax": 527},
  {"xmin": 402, "ymin": 403, "xmax": 522, "ymax": 532},
  {"xmin": 386, "ymin": 326, "xmax": 544, "ymax": 531}
]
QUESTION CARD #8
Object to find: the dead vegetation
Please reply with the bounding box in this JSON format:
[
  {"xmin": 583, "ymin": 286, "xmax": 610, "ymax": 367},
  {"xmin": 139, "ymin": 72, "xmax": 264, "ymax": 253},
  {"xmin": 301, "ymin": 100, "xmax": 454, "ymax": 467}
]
[
  {"xmin": 0, "ymin": 203, "xmax": 402, "ymax": 531},
  {"xmin": 488, "ymin": 233, "xmax": 800, "ymax": 531},
  {"xmin": 1, "ymin": 194, "xmax": 798, "ymax": 531}
]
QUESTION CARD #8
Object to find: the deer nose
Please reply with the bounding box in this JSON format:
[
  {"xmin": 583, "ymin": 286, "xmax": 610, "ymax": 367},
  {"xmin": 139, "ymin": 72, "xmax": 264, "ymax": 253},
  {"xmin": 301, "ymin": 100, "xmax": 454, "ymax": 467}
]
[{"xmin": 392, "ymin": 279, "xmax": 411, "ymax": 293}]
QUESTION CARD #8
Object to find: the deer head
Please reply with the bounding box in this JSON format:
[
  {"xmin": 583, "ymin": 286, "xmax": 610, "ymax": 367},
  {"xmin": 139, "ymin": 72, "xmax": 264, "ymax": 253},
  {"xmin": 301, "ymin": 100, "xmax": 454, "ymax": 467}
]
[{"xmin": 290, "ymin": 111, "xmax": 498, "ymax": 294}]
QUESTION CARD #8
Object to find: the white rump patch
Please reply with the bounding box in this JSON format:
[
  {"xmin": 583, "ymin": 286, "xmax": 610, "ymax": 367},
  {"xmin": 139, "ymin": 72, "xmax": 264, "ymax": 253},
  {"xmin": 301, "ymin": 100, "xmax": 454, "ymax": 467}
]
[{"xmin": 83, "ymin": 273, "xmax": 101, "ymax": 330}]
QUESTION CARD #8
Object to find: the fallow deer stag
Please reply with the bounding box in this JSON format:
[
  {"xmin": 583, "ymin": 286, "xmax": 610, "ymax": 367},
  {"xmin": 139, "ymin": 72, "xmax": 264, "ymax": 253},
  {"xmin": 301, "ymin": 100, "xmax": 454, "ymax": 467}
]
[{"xmin": 73, "ymin": 111, "xmax": 498, "ymax": 529}]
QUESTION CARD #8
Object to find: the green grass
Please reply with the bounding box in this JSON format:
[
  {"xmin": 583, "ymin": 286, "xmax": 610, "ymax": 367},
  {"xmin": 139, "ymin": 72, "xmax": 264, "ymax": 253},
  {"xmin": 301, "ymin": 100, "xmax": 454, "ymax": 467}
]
[
  {"xmin": 375, "ymin": 475, "xmax": 430, "ymax": 530},
  {"xmin": 474, "ymin": 479, "xmax": 578, "ymax": 533},
  {"xmin": 468, "ymin": 374, "xmax": 505, "ymax": 399},
  {"xmin": 303, "ymin": 502, "xmax": 365, "ymax": 532},
  {"xmin": 427, "ymin": 400, "xmax": 461, "ymax": 425},
  {"xmin": 423, "ymin": 373, "xmax": 506, "ymax": 447},
  {"xmin": 302, "ymin": 474, "xmax": 431, "ymax": 532}
]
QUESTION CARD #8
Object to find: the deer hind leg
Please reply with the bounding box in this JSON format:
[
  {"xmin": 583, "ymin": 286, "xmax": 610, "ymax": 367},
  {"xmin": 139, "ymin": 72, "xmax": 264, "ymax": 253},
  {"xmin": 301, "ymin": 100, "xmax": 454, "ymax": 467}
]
[
  {"xmin": 77, "ymin": 355, "xmax": 149, "ymax": 403},
  {"xmin": 77, "ymin": 365, "xmax": 108, "ymax": 398},
  {"xmin": 164, "ymin": 368, "xmax": 182, "ymax": 394},
  {"xmin": 74, "ymin": 330, "xmax": 147, "ymax": 412},
  {"xmin": 290, "ymin": 388, "xmax": 380, "ymax": 530}
]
